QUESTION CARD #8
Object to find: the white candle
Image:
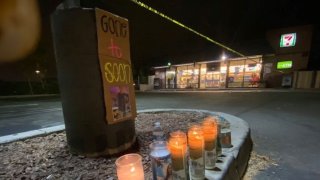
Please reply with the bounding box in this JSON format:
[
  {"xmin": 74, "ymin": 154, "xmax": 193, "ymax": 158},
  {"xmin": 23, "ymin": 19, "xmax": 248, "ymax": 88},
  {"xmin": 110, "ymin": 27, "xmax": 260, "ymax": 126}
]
[{"xmin": 115, "ymin": 153, "xmax": 144, "ymax": 180}]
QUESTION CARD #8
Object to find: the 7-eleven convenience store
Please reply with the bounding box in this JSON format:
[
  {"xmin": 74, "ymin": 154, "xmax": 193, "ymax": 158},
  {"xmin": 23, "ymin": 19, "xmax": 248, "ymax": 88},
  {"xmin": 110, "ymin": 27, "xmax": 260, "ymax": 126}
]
[{"xmin": 152, "ymin": 55, "xmax": 263, "ymax": 89}]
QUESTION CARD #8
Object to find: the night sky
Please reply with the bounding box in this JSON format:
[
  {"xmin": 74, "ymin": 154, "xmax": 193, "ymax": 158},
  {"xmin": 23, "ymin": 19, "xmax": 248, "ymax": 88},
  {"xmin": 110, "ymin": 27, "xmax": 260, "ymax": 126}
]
[
  {"xmin": 86, "ymin": 0, "xmax": 318, "ymax": 66},
  {"xmin": 0, "ymin": 0, "xmax": 318, "ymax": 81}
]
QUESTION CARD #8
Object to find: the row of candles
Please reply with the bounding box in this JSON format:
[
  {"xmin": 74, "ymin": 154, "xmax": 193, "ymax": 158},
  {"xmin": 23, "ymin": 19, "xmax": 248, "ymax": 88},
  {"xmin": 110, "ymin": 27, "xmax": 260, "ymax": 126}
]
[{"xmin": 116, "ymin": 116, "xmax": 229, "ymax": 180}]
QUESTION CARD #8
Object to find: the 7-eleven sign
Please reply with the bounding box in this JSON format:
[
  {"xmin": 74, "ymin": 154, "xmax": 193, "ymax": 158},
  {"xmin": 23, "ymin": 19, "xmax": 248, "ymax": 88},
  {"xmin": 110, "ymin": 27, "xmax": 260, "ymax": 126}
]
[{"xmin": 280, "ymin": 33, "xmax": 297, "ymax": 47}]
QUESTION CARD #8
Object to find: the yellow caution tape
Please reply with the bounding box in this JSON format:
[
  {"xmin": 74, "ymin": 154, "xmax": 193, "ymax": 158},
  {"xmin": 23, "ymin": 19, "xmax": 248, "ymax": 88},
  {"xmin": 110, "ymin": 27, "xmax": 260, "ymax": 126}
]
[{"xmin": 130, "ymin": 0, "xmax": 245, "ymax": 57}]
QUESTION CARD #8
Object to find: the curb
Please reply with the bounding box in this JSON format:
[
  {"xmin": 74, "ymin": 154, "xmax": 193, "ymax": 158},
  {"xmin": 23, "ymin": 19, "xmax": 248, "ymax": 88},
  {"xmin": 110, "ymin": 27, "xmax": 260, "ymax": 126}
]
[
  {"xmin": 0, "ymin": 94, "xmax": 60, "ymax": 100},
  {"xmin": 0, "ymin": 125, "xmax": 65, "ymax": 144}
]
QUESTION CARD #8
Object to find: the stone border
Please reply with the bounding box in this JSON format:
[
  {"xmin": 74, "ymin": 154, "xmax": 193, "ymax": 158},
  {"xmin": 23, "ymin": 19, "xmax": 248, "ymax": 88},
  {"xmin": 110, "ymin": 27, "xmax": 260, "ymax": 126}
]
[
  {"xmin": 139, "ymin": 109, "xmax": 253, "ymax": 180},
  {"xmin": 0, "ymin": 109, "xmax": 252, "ymax": 179}
]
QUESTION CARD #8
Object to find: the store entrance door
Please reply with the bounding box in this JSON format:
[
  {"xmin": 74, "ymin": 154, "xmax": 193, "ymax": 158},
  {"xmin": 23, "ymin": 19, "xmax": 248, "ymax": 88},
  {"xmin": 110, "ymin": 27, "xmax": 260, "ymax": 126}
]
[{"xmin": 205, "ymin": 72, "xmax": 221, "ymax": 88}]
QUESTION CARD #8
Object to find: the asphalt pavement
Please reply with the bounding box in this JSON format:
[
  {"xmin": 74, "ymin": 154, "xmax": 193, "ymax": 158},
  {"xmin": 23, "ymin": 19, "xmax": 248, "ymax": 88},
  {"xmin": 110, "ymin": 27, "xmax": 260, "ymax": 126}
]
[
  {"xmin": 1, "ymin": 91, "xmax": 320, "ymax": 179},
  {"xmin": 0, "ymin": 96, "xmax": 63, "ymax": 136}
]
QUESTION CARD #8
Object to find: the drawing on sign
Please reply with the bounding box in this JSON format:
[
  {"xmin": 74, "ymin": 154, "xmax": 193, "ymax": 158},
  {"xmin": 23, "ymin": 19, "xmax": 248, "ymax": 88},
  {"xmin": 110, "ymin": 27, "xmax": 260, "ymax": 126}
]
[
  {"xmin": 108, "ymin": 38, "xmax": 123, "ymax": 58},
  {"xmin": 110, "ymin": 86, "xmax": 132, "ymax": 121},
  {"xmin": 96, "ymin": 8, "xmax": 137, "ymax": 124},
  {"xmin": 280, "ymin": 33, "xmax": 296, "ymax": 47}
]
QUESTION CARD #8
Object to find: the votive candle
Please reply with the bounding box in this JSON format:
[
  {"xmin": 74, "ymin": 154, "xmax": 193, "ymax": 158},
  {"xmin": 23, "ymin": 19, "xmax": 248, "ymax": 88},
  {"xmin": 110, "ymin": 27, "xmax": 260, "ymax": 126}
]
[
  {"xmin": 168, "ymin": 131, "xmax": 187, "ymax": 179},
  {"xmin": 188, "ymin": 125, "xmax": 205, "ymax": 179},
  {"xmin": 115, "ymin": 153, "xmax": 144, "ymax": 180},
  {"xmin": 202, "ymin": 116, "xmax": 218, "ymax": 169}
]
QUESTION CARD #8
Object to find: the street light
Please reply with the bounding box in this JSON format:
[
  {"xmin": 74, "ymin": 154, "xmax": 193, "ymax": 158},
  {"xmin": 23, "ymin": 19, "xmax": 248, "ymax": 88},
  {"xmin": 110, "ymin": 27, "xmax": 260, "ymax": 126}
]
[
  {"xmin": 168, "ymin": 62, "xmax": 171, "ymax": 66},
  {"xmin": 35, "ymin": 69, "xmax": 45, "ymax": 90},
  {"xmin": 221, "ymin": 55, "xmax": 227, "ymax": 60}
]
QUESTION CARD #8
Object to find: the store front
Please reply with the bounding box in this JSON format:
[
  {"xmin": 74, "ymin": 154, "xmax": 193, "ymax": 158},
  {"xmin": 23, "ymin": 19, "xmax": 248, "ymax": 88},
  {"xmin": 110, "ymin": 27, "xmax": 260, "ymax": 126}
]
[{"xmin": 152, "ymin": 55, "xmax": 263, "ymax": 89}]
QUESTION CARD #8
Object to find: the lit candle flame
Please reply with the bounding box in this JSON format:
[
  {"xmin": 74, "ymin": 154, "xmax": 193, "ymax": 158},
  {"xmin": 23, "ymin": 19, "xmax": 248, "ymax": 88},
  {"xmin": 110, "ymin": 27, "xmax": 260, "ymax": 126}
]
[{"xmin": 130, "ymin": 166, "xmax": 135, "ymax": 172}]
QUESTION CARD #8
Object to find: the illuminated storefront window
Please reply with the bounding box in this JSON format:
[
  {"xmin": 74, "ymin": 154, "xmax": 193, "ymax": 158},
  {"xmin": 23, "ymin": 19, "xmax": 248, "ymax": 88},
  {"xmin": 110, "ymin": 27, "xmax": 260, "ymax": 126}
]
[
  {"xmin": 228, "ymin": 60, "xmax": 245, "ymax": 87},
  {"xmin": 153, "ymin": 56, "xmax": 262, "ymax": 89},
  {"xmin": 243, "ymin": 59, "xmax": 262, "ymax": 87},
  {"xmin": 199, "ymin": 61, "xmax": 228, "ymax": 89},
  {"xmin": 176, "ymin": 64, "xmax": 199, "ymax": 88},
  {"xmin": 227, "ymin": 58, "xmax": 262, "ymax": 87},
  {"xmin": 205, "ymin": 62, "xmax": 221, "ymax": 88}
]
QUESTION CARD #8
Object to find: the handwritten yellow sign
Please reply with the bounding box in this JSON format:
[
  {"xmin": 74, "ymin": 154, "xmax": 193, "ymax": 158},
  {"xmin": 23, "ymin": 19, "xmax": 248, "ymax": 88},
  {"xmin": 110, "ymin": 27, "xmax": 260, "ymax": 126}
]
[
  {"xmin": 104, "ymin": 62, "xmax": 132, "ymax": 84},
  {"xmin": 96, "ymin": 8, "xmax": 136, "ymax": 124}
]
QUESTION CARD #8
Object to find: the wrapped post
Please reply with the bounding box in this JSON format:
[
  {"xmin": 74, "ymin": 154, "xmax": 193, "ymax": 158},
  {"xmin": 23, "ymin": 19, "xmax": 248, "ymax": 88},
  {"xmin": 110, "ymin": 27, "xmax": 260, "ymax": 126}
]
[{"xmin": 51, "ymin": 8, "xmax": 137, "ymax": 157}]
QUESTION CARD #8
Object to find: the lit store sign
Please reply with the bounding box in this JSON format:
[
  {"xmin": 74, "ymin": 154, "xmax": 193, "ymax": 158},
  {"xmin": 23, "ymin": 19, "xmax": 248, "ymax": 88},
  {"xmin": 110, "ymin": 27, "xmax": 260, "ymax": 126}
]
[
  {"xmin": 280, "ymin": 33, "xmax": 296, "ymax": 47},
  {"xmin": 277, "ymin": 61, "xmax": 293, "ymax": 69}
]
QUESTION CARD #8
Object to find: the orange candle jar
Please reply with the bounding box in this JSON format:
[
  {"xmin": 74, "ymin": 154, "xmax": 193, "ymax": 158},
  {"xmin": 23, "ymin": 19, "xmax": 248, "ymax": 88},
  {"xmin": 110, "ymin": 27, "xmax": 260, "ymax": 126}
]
[
  {"xmin": 187, "ymin": 125, "xmax": 205, "ymax": 180},
  {"xmin": 168, "ymin": 131, "xmax": 187, "ymax": 179},
  {"xmin": 202, "ymin": 116, "xmax": 218, "ymax": 169}
]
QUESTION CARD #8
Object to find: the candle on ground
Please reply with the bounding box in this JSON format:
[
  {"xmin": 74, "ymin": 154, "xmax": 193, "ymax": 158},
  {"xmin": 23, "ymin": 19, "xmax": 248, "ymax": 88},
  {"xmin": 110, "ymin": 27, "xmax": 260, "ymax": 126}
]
[
  {"xmin": 202, "ymin": 116, "xmax": 218, "ymax": 169},
  {"xmin": 168, "ymin": 131, "xmax": 187, "ymax": 179},
  {"xmin": 188, "ymin": 125, "xmax": 205, "ymax": 179},
  {"xmin": 115, "ymin": 153, "xmax": 144, "ymax": 180}
]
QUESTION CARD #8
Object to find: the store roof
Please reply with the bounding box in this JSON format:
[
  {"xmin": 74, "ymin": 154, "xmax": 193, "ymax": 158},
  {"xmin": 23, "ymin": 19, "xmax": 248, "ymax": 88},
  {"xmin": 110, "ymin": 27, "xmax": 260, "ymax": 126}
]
[{"xmin": 152, "ymin": 55, "xmax": 262, "ymax": 69}]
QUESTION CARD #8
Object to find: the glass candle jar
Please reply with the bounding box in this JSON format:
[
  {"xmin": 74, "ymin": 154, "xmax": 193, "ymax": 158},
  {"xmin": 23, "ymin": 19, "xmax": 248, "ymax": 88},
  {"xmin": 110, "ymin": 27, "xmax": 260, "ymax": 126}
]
[
  {"xmin": 187, "ymin": 125, "xmax": 205, "ymax": 180},
  {"xmin": 168, "ymin": 131, "xmax": 188, "ymax": 179},
  {"xmin": 217, "ymin": 116, "xmax": 232, "ymax": 148},
  {"xmin": 202, "ymin": 116, "xmax": 218, "ymax": 169},
  {"xmin": 115, "ymin": 153, "xmax": 144, "ymax": 180}
]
